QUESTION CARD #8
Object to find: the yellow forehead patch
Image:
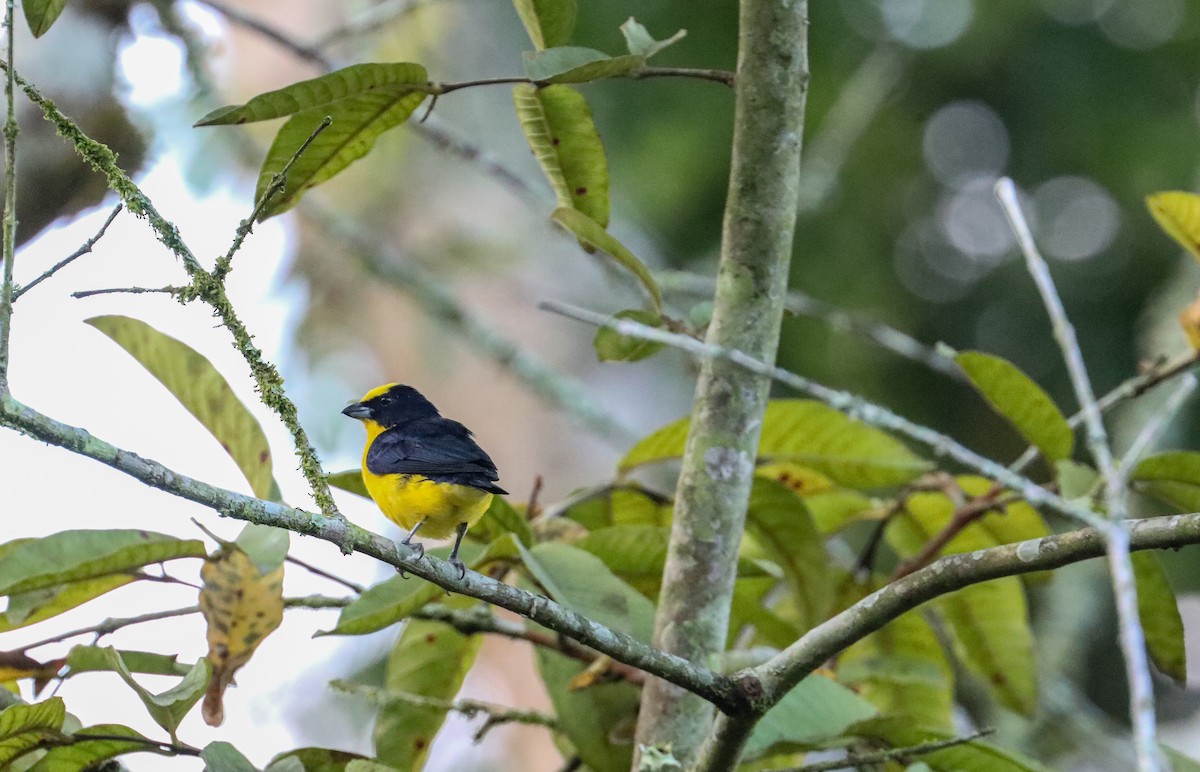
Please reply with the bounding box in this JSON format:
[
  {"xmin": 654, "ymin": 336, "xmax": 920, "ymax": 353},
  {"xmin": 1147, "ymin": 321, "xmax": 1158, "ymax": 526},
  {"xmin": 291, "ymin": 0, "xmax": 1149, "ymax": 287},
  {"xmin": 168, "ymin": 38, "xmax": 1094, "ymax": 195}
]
[{"xmin": 361, "ymin": 383, "xmax": 400, "ymax": 402}]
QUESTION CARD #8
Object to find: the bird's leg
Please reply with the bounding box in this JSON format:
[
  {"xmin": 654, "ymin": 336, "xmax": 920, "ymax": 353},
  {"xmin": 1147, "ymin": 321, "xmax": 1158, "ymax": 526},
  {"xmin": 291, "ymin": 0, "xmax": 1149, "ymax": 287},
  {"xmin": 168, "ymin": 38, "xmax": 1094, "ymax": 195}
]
[
  {"xmin": 396, "ymin": 520, "xmax": 426, "ymax": 577},
  {"xmin": 448, "ymin": 522, "xmax": 469, "ymax": 580}
]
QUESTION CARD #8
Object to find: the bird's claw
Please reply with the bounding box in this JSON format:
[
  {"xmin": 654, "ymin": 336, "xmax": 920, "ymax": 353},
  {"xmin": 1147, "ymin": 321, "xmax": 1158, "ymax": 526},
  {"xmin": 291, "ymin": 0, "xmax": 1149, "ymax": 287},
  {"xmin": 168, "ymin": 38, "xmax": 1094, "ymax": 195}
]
[
  {"xmin": 396, "ymin": 540, "xmax": 425, "ymax": 578},
  {"xmin": 450, "ymin": 557, "xmax": 466, "ymax": 581}
]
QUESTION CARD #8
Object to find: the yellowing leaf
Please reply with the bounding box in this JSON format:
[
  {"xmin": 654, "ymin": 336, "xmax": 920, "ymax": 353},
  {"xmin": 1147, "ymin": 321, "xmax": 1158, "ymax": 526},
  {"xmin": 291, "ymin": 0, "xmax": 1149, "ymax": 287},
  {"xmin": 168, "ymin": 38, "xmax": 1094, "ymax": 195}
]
[
  {"xmin": 755, "ymin": 462, "xmax": 836, "ymax": 497},
  {"xmin": 86, "ymin": 316, "xmax": 279, "ymax": 500},
  {"xmin": 199, "ymin": 546, "xmax": 284, "ymax": 726},
  {"xmin": 956, "ymin": 351, "xmax": 1073, "ymax": 462},
  {"xmin": 622, "ymin": 400, "xmax": 930, "ymax": 489},
  {"xmin": 1147, "ymin": 191, "xmax": 1200, "ymax": 261},
  {"xmin": 513, "ymin": 84, "xmax": 610, "ymax": 226}
]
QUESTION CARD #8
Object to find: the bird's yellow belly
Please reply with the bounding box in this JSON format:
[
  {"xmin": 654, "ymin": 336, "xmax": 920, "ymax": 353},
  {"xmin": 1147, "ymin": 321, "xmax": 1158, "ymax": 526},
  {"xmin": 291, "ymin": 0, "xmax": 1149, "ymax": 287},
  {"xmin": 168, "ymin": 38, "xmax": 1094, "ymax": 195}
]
[{"xmin": 362, "ymin": 472, "xmax": 492, "ymax": 539}]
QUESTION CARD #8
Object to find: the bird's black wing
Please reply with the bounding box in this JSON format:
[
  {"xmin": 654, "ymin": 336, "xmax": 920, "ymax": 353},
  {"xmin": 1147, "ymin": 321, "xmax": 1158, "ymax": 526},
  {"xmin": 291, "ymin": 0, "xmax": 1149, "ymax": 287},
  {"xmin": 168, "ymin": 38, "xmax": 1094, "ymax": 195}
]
[{"xmin": 366, "ymin": 417, "xmax": 506, "ymax": 494}]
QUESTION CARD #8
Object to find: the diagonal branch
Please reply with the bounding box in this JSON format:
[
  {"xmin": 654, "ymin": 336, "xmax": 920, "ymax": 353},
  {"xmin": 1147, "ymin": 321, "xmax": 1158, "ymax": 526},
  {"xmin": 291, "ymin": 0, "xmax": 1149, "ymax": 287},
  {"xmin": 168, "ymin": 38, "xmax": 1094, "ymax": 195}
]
[{"xmin": 13, "ymin": 203, "xmax": 123, "ymax": 300}]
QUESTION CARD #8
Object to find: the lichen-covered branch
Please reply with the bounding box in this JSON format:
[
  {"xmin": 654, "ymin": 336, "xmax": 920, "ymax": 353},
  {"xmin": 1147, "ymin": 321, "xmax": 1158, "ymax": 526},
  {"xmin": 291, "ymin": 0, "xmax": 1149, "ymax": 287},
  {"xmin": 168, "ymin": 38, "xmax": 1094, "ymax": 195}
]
[
  {"xmin": 634, "ymin": 0, "xmax": 810, "ymax": 763},
  {"xmin": 0, "ymin": 0, "xmax": 18, "ymax": 388}
]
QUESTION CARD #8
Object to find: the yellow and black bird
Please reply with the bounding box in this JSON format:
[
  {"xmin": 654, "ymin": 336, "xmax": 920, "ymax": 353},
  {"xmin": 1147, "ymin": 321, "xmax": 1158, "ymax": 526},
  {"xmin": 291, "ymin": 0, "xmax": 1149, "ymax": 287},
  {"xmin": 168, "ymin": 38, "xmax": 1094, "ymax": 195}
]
[{"xmin": 342, "ymin": 383, "xmax": 506, "ymax": 578}]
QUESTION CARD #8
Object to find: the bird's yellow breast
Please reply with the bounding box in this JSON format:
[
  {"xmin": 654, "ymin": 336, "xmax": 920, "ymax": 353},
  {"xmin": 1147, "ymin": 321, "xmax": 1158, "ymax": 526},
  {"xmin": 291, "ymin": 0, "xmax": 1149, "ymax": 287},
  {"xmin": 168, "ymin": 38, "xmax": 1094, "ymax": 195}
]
[{"xmin": 360, "ymin": 420, "xmax": 492, "ymax": 539}]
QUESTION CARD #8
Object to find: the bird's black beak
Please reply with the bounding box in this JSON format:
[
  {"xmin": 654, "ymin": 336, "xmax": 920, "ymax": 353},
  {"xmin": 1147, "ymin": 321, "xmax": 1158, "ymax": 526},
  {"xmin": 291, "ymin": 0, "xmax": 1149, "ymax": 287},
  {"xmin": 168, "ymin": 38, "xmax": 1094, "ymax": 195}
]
[{"xmin": 341, "ymin": 402, "xmax": 373, "ymax": 420}]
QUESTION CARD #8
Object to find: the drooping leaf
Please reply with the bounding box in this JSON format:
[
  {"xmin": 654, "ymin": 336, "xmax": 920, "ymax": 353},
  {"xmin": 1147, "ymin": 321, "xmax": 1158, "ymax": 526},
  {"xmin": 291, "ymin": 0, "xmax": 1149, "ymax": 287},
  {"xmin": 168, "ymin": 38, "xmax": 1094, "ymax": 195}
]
[
  {"xmin": 29, "ymin": 723, "xmax": 149, "ymax": 772},
  {"xmin": 21, "ymin": 0, "xmax": 68, "ymax": 37},
  {"xmin": 855, "ymin": 719, "xmax": 1053, "ymax": 772},
  {"xmin": 199, "ymin": 546, "xmax": 285, "ymax": 726},
  {"xmin": 536, "ymin": 648, "xmax": 639, "ymax": 772},
  {"xmin": 0, "ymin": 530, "xmax": 205, "ymax": 596},
  {"xmin": 622, "ymin": 400, "xmax": 930, "ymax": 489},
  {"xmin": 956, "ymin": 351, "xmax": 1074, "ymax": 463},
  {"xmin": 742, "ymin": 675, "xmax": 879, "ymax": 761},
  {"xmin": 101, "ymin": 648, "xmax": 210, "ymax": 742},
  {"xmin": 1131, "ymin": 451, "xmax": 1200, "ymax": 512},
  {"xmin": 373, "ymin": 605, "xmax": 483, "ymax": 769},
  {"xmin": 523, "ymin": 47, "xmax": 645, "ymax": 83},
  {"xmin": 837, "ymin": 609, "xmax": 955, "ymax": 730},
  {"xmin": 266, "ymin": 747, "xmax": 371, "ymax": 772},
  {"xmin": 235, "ymin": 523, "xmax": 291, "ymax": 575},
  {"xmin": 0, "ymin": 698, "xmax": 66, "ymax": 767},
  {"xmin": 1131, "ymin": 552, "xmax": 1186, "ymax": 683},
  {"xmin": 593, "ymin": 309, "xmax": 666, "ymax": 362},
  {"xmin": 66, "ymin": 646, "xmax": 190, "ymax": 677},
  {"xmin": 744, "ymin": 479, "xmax": 833, "ymax": 633},
  {"xmin": 86, "ymin": 315, "xmax": 279, "ymax": 500},
  {"xmin": 551, "ymin": 208, "xmax": 662, "ymax": 313},
  {"xmin": 201, "ymin": 741, "xmax": 259, "ymax": 772},
  {"xmin": 559, "ymin": 484, "xmax": 672, "ymax": 530},
  {"xmin": 887, "ymin": 495, "xmax": 1036, "ymax": 715},
  {"xmin": 511, "ymin": 0, "xmax": 577, "ymax": 49},
  {"xmin": 328, "ymin": 469, "xmax": 369, "ymax": 498},
  {"xmin": 520, "ymin": 542, "xmax": 655, "ymax": 642},
  {"xmin": 0, "ymin": 575, "xmax": 132, "ymax": 633},
  {"xmin": 1147, "ymin": 191, "xmax": 1200, "ymax": 262},
  {"xmin": 512, "ymin": 84, "xmax": 609, "ymax": 226},
  {"xmin": 619, "ymin": 18, "xmax": 687, "ymax": 58}
]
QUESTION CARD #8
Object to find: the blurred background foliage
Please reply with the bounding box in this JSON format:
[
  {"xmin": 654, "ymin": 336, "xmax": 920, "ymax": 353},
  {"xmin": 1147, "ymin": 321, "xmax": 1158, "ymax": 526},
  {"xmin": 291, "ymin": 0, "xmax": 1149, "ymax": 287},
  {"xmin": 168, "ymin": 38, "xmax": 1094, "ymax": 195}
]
[{"xmin": 14, "ymin": 0, "xmax": 1200, "ymax": 768}]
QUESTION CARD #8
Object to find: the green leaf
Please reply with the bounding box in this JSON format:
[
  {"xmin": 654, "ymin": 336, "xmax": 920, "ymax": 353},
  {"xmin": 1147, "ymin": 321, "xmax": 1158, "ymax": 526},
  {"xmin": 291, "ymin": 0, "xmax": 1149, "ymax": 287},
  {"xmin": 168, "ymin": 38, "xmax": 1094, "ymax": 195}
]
[
  {"xmin": 470, "ymin": 496, "xmax": 535, "ymax": 548},
  {"xmin": 319, "ymin": 545, "xmax": 482, "ymax": 636},
  {"xmin": 1057, "ymin": 459, "xmax": 1100, "ymax": 501},
  {"xmin": 512, "ymin": 84, "xmax": 610, "ymax": 226},
  {"xmin": 728, "ymin": 576, "xmax": 801, "ymax": 649},
  {"xmin": 804, "ymin": 490, "xmax": 877, "ymax": 534},
  {"xmin": 328, "ymin": 469, "xmax": 369, "ymax": 498},
  {"xmin": 888, "ymin": 495, "xmax": 1036, "ymax": 715},
  {"xmin": 29, "ymin": 724, "xmax": 149, "ymax": 772},
  {"xmin": 956, "ymin": 476, "xmax": 1052, "ymax": 552},
  {"xmin": 102, "ymin": 648, "xmax": 211, "ymax": 741},
  {"xmin": 956, "ymin": 351, "xmax": 1074, "ymax": 462},
  {"xmin": 66, "ymin": 646, "xmax": 190, "ymax": 677},
  {"xmin": 523, "ymin": 47, "xmax": 645, "ymax": 83},
  {"xmin": 837, "ymin": 609, "xmax": 955, "ymax": 730},
  {"xmin": 266, "ymin": 747, "xmax": 371, "ymax": 772},
  {"xmin": 619, "ymin": 18, "xmax": 687, "ymax": 58},
  {"xmin": 86, "ymin": 315, "xmax": 279, "ymax": 500},
  {"xmin": 536, "ymin": 648, "xmax": 638, "ymax": 772},
  {"xmin": 1162, "ymin": 745, "xmax": 1200, "ymax": 772},
  {"xmin": 560, "ymin": 484, "xmax": 672, "ymax": 529},
  {"xmin": 1131, "ymin": 451, "xmax": 1200, "ymax": 511},
  {"xmin": 0, "ymin": 530, "xmax": 205, "ymax": 596},
  {"xmin": 744, "ymin": 479, "xmax": 833, "ymax": 632},
  {"xmin": 1132, "ymin": 552, "xmax": 1186, "ymax": 683},
  {"xmin": 742, "ymin": 675, "xmax": 879, "ymax": 761},
  {"xmin": 622, "ymin": 400, "xmax": 930, "ymax": 488},
  {"xmin": 21, "ymin": 0, "xmax": 68, "ymax": 37},
  {"xmin": 0, "ymin": 699, "xmax": 65, "ymax": 767},
  {"xmin": 593, "ymin": 309, "xmax": 666, "ymax": 362},
  {"xmin": 235, "ymin": 523, "xmax": 291, "ymax": 574},
  {"xmin": 551, "ymin": 208, "xmax": 662, "ymax": 313},
  {"xmin": 373, "ymin": 605, "xmax": 483, "ymax": 769},
  {"xmin": 0, "ymin": 575, "xmax": 132, "ymax": 633},
  {"xmin": 195, "ymin": 63, "xmax": 428, "ymax": 126},
  {"xmin": 512, "ymin": 0, "xmax": 576, "ymax": 49},
  {"xmin": 201, "ymin": 741, "xmax": 259, "ymax": 772},
  {"xmin": 345, "ymin": 762, "xmax": 399, "ymax": 772},
  {"xmin": 855, "ymin": 719, "xmax": 1053, "ymax": 772},
  {"xmin": 520, "ymin": 542, "xmax": 655, "ymax": 642}
]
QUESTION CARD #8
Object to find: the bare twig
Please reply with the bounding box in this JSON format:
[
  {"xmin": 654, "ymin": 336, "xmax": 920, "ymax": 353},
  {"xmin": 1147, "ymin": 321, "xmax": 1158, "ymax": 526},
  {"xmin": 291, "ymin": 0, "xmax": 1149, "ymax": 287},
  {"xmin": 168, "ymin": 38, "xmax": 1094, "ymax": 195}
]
[
  {"xmin": 777, "ymin": 729, "xmax": 995, "ymax": 772},
  {"xmin": 14, "ymin": 204, "xmax": 123, "ymax": 300},
  {"xmin": 995, "ymin": 177, "xmax": 1159, "ymax": 772},
  {"xmin": 285, "ymin": 555, "xmax": 364, "ymax": 593},
  {"xmin": 892, "ymin": 486, "xmax": 1015, "ymax": 580},
  {"xmin": 313, "ymin": 0, "xmax": 446, "ymax": 49},
  {"xmin": 1118, "ymin": 374, "xmax": 1198, "ymax": 478},
  {"xmin": 71, "ymin": 285, "xmax": 184, "ymax": 299},
  {"xmin": 194, "ymin": 0, "xmax": 330, "ymax": 68}
]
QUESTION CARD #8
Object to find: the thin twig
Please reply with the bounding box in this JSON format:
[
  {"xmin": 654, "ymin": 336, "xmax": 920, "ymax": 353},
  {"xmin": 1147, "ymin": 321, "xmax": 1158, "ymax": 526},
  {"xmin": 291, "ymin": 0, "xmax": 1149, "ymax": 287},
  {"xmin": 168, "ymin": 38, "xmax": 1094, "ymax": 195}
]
[
  {"xmin": 212, "ymin": 116, "xmax": 332, "ymax": 281},
  {"xmin": 313, "ymin": 0, "xmax": 445, "ymax": 49},
  {"xmin": 330, "ymin": 680, "xmax": 559, "ymax": 741},
  {"xmin": 285, "ymin": 555, "xmax": 364, "ymax": 593},
  {"xmin": 71, "ymin": 285, "xmax": 184, "ymax": 299},
  {"xmin": 994, "ymin": 177, "xmax": 1159, "ymax": 772},
  {"xmin": 892, "ymin": 486, "xmax": 1015, "ymax": 580},
  {"xmin": 194, "ymin": 0, "xmax": 330, "ymax": 68},
  {"xmin": 14, "ymin": 204, "xmax": 123, "ymax": 300},
  {"xmin": 659, "ymin": 270, "xmax": 962, "ymax": 379},
  {"xmin": 0, "ymin": 0, "xmax": 17, "ymax": 389},
  {"xmin": 1118, "ymin": 374, "xmax": 1198, "ymax": 478},
  {"xmin": 776, "ymin": 729, "xmax": 995, "ymax": 772},
  {"xmin": 539, "ymin": 299, "xmax": 1107, "ymax": 530}
]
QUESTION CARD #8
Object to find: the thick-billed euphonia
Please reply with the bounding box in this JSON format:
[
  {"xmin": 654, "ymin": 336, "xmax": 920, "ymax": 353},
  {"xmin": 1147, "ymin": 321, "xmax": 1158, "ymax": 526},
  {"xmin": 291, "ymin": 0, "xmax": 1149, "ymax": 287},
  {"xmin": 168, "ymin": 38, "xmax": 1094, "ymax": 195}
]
[{"xmin": 342, "ymin": 383, "xmax": 506, "ymax": 577}]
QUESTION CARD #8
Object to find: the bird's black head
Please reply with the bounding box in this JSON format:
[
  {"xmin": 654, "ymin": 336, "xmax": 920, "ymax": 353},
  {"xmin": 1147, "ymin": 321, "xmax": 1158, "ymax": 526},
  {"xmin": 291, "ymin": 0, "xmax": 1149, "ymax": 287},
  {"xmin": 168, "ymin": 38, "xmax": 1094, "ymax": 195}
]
[{"xmin": 342, "ymin": 383, "xmax": 440, "ymax": 428}]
